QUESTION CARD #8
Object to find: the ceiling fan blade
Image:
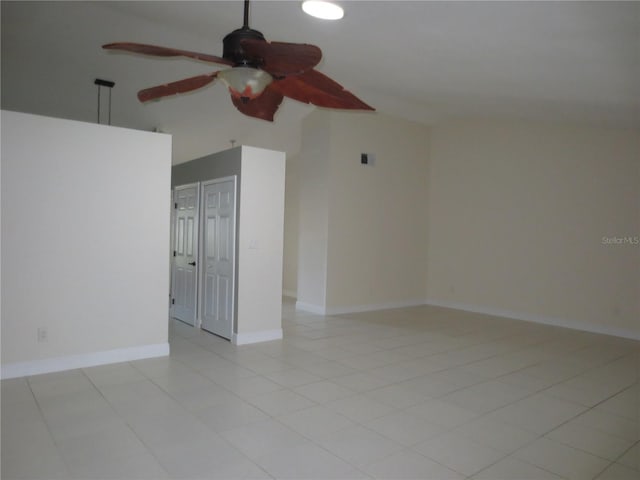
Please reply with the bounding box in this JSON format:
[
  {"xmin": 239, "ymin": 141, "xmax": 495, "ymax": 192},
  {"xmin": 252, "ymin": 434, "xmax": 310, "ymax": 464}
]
[
  {"xmin": 272, "ymin": 69, "xmax": 374, "ymax": 110},
  {"xmin": 240, "ymin": 39, "xmax": 322, "ymax": 77},
  {"xmin": 230, "ymin": 84, "xmax": 284, "ymax": 121},
  {"xmin": 138, "ymin": 72, "xmax": 219, "ymax": 102},
  {"xmin": 103, "ymin": 42, "xmax": 233, "ymax": 66}
]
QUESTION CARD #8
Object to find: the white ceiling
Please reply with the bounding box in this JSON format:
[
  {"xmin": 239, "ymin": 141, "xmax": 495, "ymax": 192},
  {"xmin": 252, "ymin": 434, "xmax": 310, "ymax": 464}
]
[{"xmin": 2, "ymin": 1, "xmax": 639, "ymax": 164}]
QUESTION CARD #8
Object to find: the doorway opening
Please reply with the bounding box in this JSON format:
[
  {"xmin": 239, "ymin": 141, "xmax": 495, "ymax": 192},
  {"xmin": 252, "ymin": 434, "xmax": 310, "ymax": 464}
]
[{"xmin": 170, "ymin": 176, "xmax": 237, "ymax": 340}]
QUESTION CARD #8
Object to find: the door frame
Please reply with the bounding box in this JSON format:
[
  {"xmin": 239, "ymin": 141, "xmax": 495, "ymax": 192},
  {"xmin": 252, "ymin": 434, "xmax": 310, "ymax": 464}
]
[
  {"xmin": 170, "ymin": 182, "xmax": 200, "ymax": 326},
  {"xmin": 199, "ymin": 175, "xmax": 238, "ymax": 337}
]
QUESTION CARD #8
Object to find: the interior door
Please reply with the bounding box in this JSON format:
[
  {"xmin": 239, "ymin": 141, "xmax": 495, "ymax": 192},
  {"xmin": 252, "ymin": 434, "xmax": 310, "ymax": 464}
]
[
  {"xmin": 201, "ymin": 177, "xmax": 236, "ymax": 339},
  {"xmin": 171, "ymin": 184, "xmax": 199, "ymax": 326}
]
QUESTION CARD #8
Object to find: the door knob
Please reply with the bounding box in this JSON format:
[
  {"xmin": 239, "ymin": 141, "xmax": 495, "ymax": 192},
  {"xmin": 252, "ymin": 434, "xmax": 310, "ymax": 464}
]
[{"xmin": 188, "ymin": 261, "xmax": 196, "ymax": 266}]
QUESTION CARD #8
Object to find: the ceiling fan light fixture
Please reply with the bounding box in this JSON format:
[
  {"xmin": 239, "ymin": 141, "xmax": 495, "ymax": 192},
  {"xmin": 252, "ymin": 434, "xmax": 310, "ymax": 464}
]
[
  {"xmin": 302, "ymin": 1, "xmax": 344, "ymax": 20},
  {"xmin": 104, "ymin": 0, "xmax": 373, "ymax": 120},
  {"xmin": 218, "ymin": 67, "xmax": 273, "ymax": 100}
]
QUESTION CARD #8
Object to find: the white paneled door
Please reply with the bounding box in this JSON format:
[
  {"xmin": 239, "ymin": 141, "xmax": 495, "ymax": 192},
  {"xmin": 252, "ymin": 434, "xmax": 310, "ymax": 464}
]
[
  {"xmin": 201, "ymin": 177, "xmax": 236, "ymax": 339},
  {"xmin": 171, "ymin": 184, "xmax": 199, "ymax": 326}
]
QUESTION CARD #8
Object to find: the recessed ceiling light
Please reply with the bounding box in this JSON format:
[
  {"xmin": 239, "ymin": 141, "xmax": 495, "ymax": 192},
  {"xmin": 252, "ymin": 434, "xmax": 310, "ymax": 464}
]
[{"xmin": 302, "ymin": 1, "xmax": 344, "ymax": 20}]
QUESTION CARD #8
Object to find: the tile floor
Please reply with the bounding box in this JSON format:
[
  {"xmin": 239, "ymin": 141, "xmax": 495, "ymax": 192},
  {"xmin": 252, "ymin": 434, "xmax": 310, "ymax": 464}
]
[{"xmin": 2, "ymin": 299, "xmax": 638, "ymax": 479}]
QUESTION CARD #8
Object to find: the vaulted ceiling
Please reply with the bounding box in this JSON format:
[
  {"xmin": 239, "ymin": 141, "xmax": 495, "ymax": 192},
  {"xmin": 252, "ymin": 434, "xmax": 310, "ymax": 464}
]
[{"xmin": 2, "ymin": 1, "xmax": 638, "ymax": 163}]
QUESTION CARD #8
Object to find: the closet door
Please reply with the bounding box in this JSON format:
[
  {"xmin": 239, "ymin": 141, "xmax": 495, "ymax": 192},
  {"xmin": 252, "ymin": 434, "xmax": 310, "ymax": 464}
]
[
  {"xmin": 171, "ymin": 184, "xmax": 199, "ymax": 326},
  {"xmin": 201, "ymin": 177, "xmax": 236, "ymax": 339}
]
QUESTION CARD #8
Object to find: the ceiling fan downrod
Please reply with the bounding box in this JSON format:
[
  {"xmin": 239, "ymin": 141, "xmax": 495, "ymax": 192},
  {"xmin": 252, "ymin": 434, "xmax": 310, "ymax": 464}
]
[
  {"xmin": 223, "ymin": 0, "xmax": 266, "ymax": 66},
  {"xmin": 243, "ymin": 0, "xmax": 250, "ymax": 29}
]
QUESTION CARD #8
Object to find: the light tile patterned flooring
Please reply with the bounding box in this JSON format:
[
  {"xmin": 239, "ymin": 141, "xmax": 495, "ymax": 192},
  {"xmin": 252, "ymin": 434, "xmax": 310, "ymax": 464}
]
[{"xmin": 2, "ymin": 300, "xmax": 638, "ymax": 479}]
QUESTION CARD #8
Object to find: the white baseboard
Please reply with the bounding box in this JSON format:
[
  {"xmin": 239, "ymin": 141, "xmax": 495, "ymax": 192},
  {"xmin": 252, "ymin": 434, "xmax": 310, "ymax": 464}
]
[
  {"xmin": 1, "ymin": 343, "xmax": 170, "ymax": 380},
  {"xmin": 326, "ymin": 299, "xmax": 428, "ymax": 315},
  {"xmin": 232, "ymin": 329, "xmax": 283, "ymax": 345},
  {"xmin": 282, "ymin": 289, "xmax": 297, "ymax": 299},
  {"xmin": 295, "ymin": 301, "xmax": 327, "ymax": 315},
  {"xmin": 296, "ymin": 299, "xmax": 426, "ymax": 316},
  {"xmin": 425, "ymin": 299, "xmax": 640, "ymax": 341}
]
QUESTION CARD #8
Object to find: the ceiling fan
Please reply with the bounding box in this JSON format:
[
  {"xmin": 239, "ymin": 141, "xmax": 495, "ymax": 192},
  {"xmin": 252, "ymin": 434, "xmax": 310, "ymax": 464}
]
[{"xmin": 103, "ymin": 0, "xmax": 374, "ymax": 121}]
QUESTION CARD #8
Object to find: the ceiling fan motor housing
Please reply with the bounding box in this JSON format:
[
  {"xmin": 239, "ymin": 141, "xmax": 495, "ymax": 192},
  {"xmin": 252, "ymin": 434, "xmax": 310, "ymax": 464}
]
[{"xmin": 223, "ymin": 28, "xmax": 266, "ymax": 67}]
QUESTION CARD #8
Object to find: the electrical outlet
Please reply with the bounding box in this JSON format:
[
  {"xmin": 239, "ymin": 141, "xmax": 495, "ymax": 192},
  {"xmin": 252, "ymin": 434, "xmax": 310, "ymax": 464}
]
[{"xmin": 37, "ymin": 327, "xmax": 48, "ymax": 343}]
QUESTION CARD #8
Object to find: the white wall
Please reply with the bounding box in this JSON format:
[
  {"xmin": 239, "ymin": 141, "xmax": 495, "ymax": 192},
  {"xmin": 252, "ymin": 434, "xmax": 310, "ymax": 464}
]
[
  {"xmin": 1, "ymin": 110, "xmax": 172, "ymax": 378},
  {"xmin": 291, "ymin": 113, "xmax": 639, "ymax": 340},
  {"xmin": 236, "ymin": 146, "xmax": 286, "ymax": 344},
  {"xmin": 427, "ymin": 119, "xmax": 640, "ymax": 339},
  {"xmin": 325, "ymin": 112, "xmax": 430, "ymax": 311},
  {"xmin": 282, "ymin": 153, "xmax": 299, "ymax": 298},
  {"xmin": 295, "ymin": 110, "xmax": 430, "ymax": 314},
  {"xmin": 296, "ymin": 111, "xmax": 332, "ymax": 311}
]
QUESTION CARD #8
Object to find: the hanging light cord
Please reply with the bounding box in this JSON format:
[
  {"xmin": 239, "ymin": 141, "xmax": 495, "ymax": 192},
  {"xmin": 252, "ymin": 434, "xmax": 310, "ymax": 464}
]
[{"xmin": 94, "ymin": 78, "xmax": 116, "ymax": 125}]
